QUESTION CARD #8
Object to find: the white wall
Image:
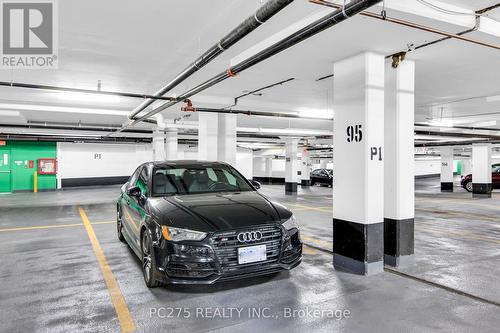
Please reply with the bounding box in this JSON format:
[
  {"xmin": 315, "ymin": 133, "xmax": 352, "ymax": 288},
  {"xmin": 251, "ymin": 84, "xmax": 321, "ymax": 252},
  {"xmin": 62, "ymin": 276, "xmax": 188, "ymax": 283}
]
[
  {"xmin": 57, "ymin": 142, "xmax": 153, "ymax": 186},
  {"xmin": 414, "ymin": 157, "xmax": 459, "ymax": 177}
]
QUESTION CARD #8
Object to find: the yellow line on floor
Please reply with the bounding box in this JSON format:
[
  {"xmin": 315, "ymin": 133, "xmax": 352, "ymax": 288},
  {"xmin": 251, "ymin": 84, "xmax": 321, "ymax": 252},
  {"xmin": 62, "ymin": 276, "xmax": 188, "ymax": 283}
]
[
  {"xmin": 0, "ymin": 221, "xmax": 114, "ymax": 233},
  {"xmin": 302, "ymin": 245, "xmax": 318, "ymax": 255},
  {"xmin": 417, "ymin": 223, "xmax": 500, "ymax": 245},
  {"xmin": 287, "ymin": 203, "xmax": 332, "ymax": 213},
  {"xmin": 301, "ymin": 235, "xmax": 333, "ymax": 249},
  {"xmin": 416, "ymin": 207, "xmax": 499, "ymax": 222},
  {"xmin": 78, "ymin": 206, "xmax": 136, "ymax": 333}
]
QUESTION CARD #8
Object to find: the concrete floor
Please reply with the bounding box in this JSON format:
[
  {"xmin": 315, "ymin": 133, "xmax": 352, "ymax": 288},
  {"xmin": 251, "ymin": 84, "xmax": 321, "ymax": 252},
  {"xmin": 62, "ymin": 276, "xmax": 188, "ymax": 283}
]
[{"xmin": 1, "ymin": 177, "xmax": 500, "ymax": 332}]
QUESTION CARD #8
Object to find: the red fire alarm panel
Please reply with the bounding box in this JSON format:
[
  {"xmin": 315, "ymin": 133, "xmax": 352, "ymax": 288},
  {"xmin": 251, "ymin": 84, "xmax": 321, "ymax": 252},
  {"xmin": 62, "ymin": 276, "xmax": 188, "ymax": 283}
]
[{"xmin": 38, "ymin": 158, "xmax": 57, "ymax": 175}]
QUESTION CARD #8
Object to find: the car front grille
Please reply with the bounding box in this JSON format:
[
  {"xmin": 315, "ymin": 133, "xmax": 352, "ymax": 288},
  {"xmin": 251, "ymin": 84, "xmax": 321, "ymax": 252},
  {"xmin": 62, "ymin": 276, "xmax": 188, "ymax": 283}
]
[{"xmin": 210, "ymin": 225, "xmax": 283, "ymax": 274}]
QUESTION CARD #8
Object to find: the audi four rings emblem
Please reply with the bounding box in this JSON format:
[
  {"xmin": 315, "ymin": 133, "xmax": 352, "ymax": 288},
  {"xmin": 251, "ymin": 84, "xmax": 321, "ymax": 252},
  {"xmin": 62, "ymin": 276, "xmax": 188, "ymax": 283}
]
[{"xmin": 237, "ymin": 231, "xmax": 262, "ymax": 243}]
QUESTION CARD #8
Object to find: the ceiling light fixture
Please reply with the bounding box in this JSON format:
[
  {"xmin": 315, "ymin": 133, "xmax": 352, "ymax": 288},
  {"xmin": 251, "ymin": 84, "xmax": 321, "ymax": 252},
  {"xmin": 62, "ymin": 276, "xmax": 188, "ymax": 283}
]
[
  {"xmin": 297, "ymin": 107, "xmax": 333, "ymax": 120},
  {"xmin": 56, "ymin": 92, "xmax": 120, "ymax": 104},
  {"xmin": 486, "ymin": 95, "xmax": 500, "ymax": 103}
]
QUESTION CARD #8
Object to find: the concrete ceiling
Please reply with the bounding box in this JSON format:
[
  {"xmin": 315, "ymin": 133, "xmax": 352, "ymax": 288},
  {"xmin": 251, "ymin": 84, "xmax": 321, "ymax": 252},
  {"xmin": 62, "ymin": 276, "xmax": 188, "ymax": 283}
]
[{"xmin": 0, "ymin": 0, "xmax": 499, "ymax": 142}]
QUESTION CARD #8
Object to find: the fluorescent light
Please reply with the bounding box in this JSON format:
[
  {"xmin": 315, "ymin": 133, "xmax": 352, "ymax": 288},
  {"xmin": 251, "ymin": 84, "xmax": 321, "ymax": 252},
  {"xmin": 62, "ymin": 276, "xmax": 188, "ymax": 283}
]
[
  {"xmin": 486, "ymin": 95, "xmax": 500, "ymax": 103},
  {"xmin": 297, "ymin": 108, "xmax": 333, "ymax": 119},
  {"xmin": 428, "ymin": 119, "xmax": 454, "ymax": 127},
  {"xmin": 479, "ymin": 17, "xmax": 500, "ymax": 38},
  {"xmin": 468, "ymin": 121, "xmax": 498, "ymax": 127},
  {"xmin": 56, "ymin": 92, "xmax": 120, "ymax": 104},
  {"xmin": 0, "ymin": 102, "xmax": 129, "ymax": 116}
]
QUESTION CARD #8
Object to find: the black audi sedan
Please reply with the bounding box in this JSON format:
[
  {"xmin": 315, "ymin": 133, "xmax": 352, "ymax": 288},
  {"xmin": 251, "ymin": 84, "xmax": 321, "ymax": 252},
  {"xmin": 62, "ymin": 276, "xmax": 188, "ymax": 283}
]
[{"xmin": 117, "ymin": 161, "xmax": 302, "ymax": 287}]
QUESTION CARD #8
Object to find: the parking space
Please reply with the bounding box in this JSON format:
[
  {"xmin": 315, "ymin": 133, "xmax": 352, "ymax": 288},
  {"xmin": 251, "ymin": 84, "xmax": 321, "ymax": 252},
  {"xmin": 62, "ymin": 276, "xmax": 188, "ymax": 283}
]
[{"xmin": 2, "ymin": 180, "xmax": 500, "ymax": 332}]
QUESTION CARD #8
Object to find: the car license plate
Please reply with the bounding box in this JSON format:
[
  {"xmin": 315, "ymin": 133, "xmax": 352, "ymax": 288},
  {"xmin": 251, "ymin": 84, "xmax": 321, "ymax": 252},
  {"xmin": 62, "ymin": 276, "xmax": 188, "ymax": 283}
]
[{"xmin": 238, "ymin": 245, "xmax": 267, "ymax": 264}]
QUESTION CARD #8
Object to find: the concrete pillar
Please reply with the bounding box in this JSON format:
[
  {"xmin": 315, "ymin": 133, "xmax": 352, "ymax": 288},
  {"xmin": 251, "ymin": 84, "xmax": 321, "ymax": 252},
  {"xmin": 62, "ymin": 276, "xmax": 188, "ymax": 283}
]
[
  {"xmin": 333, "ymin": 52, "xmax": 385, "ymax": 275},
  {"xmin": 320, "ymin": 160, "xmax": 328, "ymax": 169},
  {"xmin": 461, "ymin": 159, "xmax": 472, "ymax": 176},
  {"xmin": 165, "ymin": 128, "xmax": 178, "ymax": 160},
  {"xmin": 284, "ymin": 137, "xmax": 299, "ymax": 195},
  {"xmin": 152, "ymin": 129, "xmax": 166, "ymax": 161},
  {"xmin": 301, "ymin": 148, "xmax": 311, "ymax": 187},
  {"xmin": 217, "ymin": 113, "xmax": 237, "ymax": 166},
  {"xmin": 472, "ymin": 144, "xmax": 492, "ymax": 198},
  {"xmin": 198, "ymin": 113, "xmax": 236, "ymax": 165},
  {"xmin": 264, "ymin": 157, "xmax": 273, "ymax": 184},
  {"xmin": 384, "ymin": 59, "xmax": 415, "ymax": 267},
  {"xmin": 440, "ymin": 147, "xmax": 454, "ymax": 192},
  {"xmin": 198, "ymin": 113, "xmax": 218, "ymax": 161}
]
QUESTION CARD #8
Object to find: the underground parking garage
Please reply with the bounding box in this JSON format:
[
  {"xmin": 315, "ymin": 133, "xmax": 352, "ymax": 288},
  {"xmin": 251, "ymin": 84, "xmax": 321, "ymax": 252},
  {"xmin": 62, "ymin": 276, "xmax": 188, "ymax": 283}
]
[{"xmin": 1, "ymin": 0, "xmax": 500, "ymax": 332}]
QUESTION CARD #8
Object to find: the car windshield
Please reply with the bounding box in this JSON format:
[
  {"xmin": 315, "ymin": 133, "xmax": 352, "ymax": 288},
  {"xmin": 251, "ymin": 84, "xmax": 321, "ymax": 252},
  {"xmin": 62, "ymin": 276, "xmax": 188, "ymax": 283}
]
[
  {"xmin": 326, "ymin": 169, "xmax": 333, "ymax": 175},
  {"xmin": 152, "ymin": 164, "xmax": 254, "ymax": 195}
]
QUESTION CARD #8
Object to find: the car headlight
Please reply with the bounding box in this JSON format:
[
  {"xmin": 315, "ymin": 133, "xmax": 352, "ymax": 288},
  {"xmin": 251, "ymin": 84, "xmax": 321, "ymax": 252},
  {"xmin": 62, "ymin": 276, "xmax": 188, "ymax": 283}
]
[
  {"xmin": 282, "ymin": 215, "xmax": 299, "ymax": 230},
  {"xmin": 161, "ymin": 226, "xmax": 207, "ymax": 241}
]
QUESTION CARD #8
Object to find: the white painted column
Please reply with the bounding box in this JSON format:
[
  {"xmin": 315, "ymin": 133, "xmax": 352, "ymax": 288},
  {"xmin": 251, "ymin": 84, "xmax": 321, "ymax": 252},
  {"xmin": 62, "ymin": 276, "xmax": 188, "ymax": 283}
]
[
  {"xmin": 152, "ymin": 129, "xmax": 166, "ymax": 161},
  {"xmin": 284, "ymin": 137, "xmax": 299, "ymax": 195},
  {"xmin": 301, "ymin": 148, "xmax": 311, "ymax": 187},
  {"xmin": 320, "ymin": 160, "xmax": 328, "ymax": 169},
  {"xmin": 461, "ymin": 159, "xmax": 472, "ymax": 176},
  {"xmin": 217, "ymin": 113, "xmax": 237, "ymax": 166},
  {"xmin": 165, "ymin": 128, "xmax": 178, "ymax": 160},
  {"xmin": 198, "ymin": 113, "xmax": 218, "ymax": 161},
  {"xmin": 384, "ymin": 59, "xmax": 415, "ymax": 267},
  {"xmin": 333, "ymin": 52, "xmax": 385, "ymax": 275},
  {"xmin": 440, "ymin": 147, "xmax": 454, "ymax": 192},
  {"xmin": 472, "ymin": 144, "xmax": 492, "ymax": 198},
  {"xmin": 264, "ymin": 157, "xmax": 273, "ymax": 184},
  {"xmin": 198, "ymin": 113, "xmax": 237, "ymax": 164}
]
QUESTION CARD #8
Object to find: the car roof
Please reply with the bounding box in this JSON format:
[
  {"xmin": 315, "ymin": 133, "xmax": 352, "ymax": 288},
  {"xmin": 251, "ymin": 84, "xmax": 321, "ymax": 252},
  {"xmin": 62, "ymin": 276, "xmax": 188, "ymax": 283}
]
[{"xmin": 147, "ymin": 160, "xmax": 231, "ymax": 168}]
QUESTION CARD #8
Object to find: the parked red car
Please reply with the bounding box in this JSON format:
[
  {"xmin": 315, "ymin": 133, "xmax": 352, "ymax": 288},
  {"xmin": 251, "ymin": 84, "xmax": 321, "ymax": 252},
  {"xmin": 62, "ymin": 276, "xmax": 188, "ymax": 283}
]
[{"xmin": 461, "ymin": 164, "xmax": 500, "ymax": 192}]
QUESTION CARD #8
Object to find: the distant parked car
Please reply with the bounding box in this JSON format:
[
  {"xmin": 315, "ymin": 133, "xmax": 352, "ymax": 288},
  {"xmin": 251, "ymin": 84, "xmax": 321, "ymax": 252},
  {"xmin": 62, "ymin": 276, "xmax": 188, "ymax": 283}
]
[
  {"xmin": 461, "ymin": 165, "xmax": 500, "ymax": 192},
  {"xmin": 310, "ymin": 169, "xmax": 333, "ymax": 187}
]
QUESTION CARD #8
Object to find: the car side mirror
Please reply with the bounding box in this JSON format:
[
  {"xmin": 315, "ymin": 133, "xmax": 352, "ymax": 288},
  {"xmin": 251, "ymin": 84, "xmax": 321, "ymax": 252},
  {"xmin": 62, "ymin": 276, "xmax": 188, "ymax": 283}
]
[
  {"xmin": 249, "ymin": 180, "xmax": 261, "ymax": 190},
  {"xmin": 127, "ymin": 186, "xmax": 141, "ymax": 198}
]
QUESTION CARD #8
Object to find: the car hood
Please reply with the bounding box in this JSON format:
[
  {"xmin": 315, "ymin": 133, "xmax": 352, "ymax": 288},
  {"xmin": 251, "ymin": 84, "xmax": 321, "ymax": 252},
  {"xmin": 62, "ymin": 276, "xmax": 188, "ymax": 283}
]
[{"xmin": 148, "ymin": 191, "xmax": 292, "ymax": 233}]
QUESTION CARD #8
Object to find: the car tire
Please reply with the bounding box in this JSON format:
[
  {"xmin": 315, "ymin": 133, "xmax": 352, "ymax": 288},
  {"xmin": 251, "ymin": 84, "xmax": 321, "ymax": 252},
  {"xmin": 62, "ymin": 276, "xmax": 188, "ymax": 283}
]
[
  {"xmin": 311, "ymin": 180, "xmax": 316, "ymax": 186},
  {"xmin": 465, "ymin": 181, "xmax": 473, "ymax": 192},
  {"xmin": 117, "ymin": 207, "xmax": 125, "ymax": 242},
  {"xmin": 141, "ymin": 231, "xmax": 161, "ymax": 288}
]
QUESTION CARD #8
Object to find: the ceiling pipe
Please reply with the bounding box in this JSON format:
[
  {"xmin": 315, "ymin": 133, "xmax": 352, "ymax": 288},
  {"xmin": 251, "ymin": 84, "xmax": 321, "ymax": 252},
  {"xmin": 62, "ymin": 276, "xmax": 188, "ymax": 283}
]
[
  {"xmin": 0, "ymin": 81, "xmax": 176, "ymax": 101},
  {"xmin": 121, "ymin": 0, "xmax": 381, "ymax": 130},
  {"xmin": 414, "ymin": 130, "xmax": 500, "ymax": 140},
  {"xmin": 310, "ymin": 0, "xmax": 500, "ymax": 51},
  {"xmin": 127, "ymin": 0, "xmax": 295, "ymax": 120},
  {"xmin": 226, "ymin": 77, "xmax": 295, "ymax": 109},
  {"xmin": 415, "ymin": 139, "xmax": 500, "ymax": 147},
  {"xmin": 180, "ymin": 106, "xmax": 333, "ymax": 120},
  {"xmin": 415, "ymin": 123, "xmax": 500, "ymax": 132}
]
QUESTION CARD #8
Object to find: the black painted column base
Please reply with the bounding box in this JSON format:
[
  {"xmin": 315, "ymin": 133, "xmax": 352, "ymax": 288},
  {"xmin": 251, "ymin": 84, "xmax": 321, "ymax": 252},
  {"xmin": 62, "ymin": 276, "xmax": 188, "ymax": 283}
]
[
  {"xmin": 301, "ymin": 179, "xmax": 311, "ymax": 187},
  {"xmin": 384, "ymin": 218, "xmax": 414, "ymax": 267},
  {"xmin": 333, "ymin": 218, "xmax": 384, "ymax": 275},
  {"xmin": 285, "ymin": 182, "xmax": 297, "ymax": 195},
  {"xmin": 253, "ymin": 177, "xmax": 272, "ymax": 185},
  {"xmin": 440, "ymin": 182, "xmax": 453, "ymax": 192},
  {"xmin": 472, "ymin": 183, "xmax": 492, "ymax": 199}
]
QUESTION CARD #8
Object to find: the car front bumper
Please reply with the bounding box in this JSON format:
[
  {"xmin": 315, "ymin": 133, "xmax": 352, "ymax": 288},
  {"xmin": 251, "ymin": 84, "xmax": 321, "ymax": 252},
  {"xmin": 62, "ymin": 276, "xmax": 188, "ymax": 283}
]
[{"xmin": 152, "ymin": 226, "xmax": 302, "ymax": 285}]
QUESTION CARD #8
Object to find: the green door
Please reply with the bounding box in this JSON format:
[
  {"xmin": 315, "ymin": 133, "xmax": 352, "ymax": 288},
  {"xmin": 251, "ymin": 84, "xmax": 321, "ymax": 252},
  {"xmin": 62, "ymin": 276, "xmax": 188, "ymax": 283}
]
[{"xmin": 0, "ymin": 148, "xmax": 12, "ymax": 193}]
